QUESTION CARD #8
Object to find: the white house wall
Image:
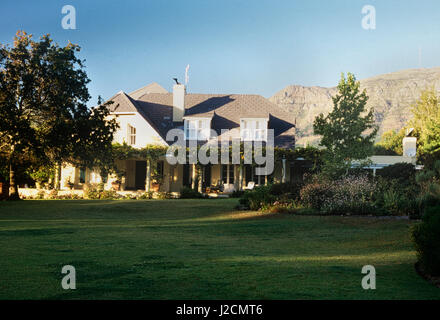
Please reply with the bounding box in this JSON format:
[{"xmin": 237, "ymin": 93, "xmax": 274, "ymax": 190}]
[{"xmin": 110, "ymin": 113, "xmax": 167, "ymax": 148}]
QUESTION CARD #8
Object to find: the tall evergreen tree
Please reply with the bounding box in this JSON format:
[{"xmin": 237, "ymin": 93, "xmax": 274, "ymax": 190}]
[{"xmin": 313, "ymin": 73, "xmax": 378, "ymax": 177}]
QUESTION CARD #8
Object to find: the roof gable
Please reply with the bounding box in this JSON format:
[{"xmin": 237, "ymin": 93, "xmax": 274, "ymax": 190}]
[
  {"xmin": 128, "ymin": 82, "xmax": 168, "ymax": 99},
  {"xmin": 107, "ymin": 91, "xmax": 139, "ymax": 113}
]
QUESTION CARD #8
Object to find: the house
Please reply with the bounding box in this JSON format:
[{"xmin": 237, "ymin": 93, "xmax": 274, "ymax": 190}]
[
  {"xmin": 60, "ymin": 81, "xmax": 296, "ymax": 193},
  {"xmin": 353, "ymin": 133, "xmax": 420, "ymax": 175}
]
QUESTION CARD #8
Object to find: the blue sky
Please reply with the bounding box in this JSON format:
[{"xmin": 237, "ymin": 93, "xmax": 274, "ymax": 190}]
[{"xmin": 1, "ymin": 0, "xmax": 440, "ymax": 106}]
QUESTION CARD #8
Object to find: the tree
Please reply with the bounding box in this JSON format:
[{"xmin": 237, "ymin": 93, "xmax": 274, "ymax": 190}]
[
  {"xmin": 409, "ymin": 88, "xmax": 440, "ymax": 166},
  {"xmin": 0, "ymin": 31, "xmax": 117, "ymax": 199},
  {"xmin": 313, "ymin": 73, "xmax": 378, "ymax": 177},
  {"xmin": 374, "ymin": 128, "xmax": 406, "ymax": 155}
]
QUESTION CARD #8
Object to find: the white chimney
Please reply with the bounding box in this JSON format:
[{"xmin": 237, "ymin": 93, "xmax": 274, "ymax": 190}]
[
  {"xmin": 403, "ymin": 137, "xmax": 417, "ymax": 157},
  {"xmin": 173, "ymin": 84, "xmax": 185, "ymax": 122}
]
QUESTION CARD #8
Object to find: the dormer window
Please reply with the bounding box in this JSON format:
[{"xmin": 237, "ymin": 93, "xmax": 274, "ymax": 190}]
[
  {"xmin": 184, "ymin": 118, "xmax": 211, "ymax": 140},
  {"xmin": 128, "ymin": 124, "xmax": 136, "ymax": 145},
  {"xmin": 240, "ymin": 118, "xmax": 268, "ymax": 141}
]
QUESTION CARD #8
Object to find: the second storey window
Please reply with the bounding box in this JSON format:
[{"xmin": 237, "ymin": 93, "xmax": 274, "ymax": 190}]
[
  {"xmin": 128, "ymin": 124, "xmax": 136, "ymax": 145},
  {"xmin": 240, "ymin": 118, "xmax": 268, "ymax": 141},
  {"xmin": 184, "ymin": 118, "xmax": 210, "ymax": 140}
]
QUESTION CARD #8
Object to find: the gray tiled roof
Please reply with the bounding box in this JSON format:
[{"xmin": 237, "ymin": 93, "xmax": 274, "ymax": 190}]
[
  {"xmin": 107, "ymin": 91, "xmax": 138, "ymax": 113},
  {"xmin": 107, "ymin": 85, "xmax": 295, "ymax": 148}
]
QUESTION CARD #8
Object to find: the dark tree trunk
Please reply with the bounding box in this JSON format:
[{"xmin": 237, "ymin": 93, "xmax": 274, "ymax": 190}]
[{"xmin": 8, "ymin": 162, "xmax": 20, "ymax": 200}]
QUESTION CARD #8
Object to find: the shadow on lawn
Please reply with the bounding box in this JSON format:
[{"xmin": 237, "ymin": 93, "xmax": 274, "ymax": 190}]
[{"xmin": 0, "ymin": 227, "xmax": 76, "ymax": 237}]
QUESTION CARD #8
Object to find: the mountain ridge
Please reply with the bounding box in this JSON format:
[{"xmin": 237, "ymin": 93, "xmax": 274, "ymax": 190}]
[{"xmin": 269, "ymin": 67, "xmax": 440, "ymax": 146}]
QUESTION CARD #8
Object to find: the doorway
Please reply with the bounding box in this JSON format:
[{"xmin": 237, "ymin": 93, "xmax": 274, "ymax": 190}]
[{"xmin": 135, "ymin": 161, "xmax": 147, "ymax": 190}]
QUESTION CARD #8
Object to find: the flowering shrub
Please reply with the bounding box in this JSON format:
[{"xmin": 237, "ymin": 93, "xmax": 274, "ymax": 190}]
[
  {"xmin": 21, "ymin": 187, "xmax": 176, "ymax": 200},
  {"xmin": 299, "ymin": 180, "xmax": 334, "ymax": 211},
  {"xmin": 300, "ymin": 175, "xmax": 378, "ymax": 215},
  {"xmin": 23, "ymin": 191, "xmax": 84, "ymax": 200},
  {"xmin": 82, "ymin": 183, "xmax": 121, "ymax": 199}
]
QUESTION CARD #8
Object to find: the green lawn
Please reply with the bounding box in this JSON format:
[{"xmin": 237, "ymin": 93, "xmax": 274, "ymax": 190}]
[{"xmin": 0, "ymin": 199, "xmax": 438, "ymax": 299}]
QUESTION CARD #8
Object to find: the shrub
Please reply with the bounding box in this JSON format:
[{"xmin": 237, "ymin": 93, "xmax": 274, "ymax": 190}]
[
  {"xmin": 155, "ymin": 191, "xmax": 174, "ymax": 200},
  {"xmin": 180, "ymin": 187, "xmax": 203, "ymax": 199},
  {"xmin": 137, "ymin": 191, "xmax": 153, "ymax": 199},
  {"xmin": 300, "ymin": 175, "xmax": 379, "ymax": 215},
  {"xmin": 299, "ymin": 180, "xmax": 333, "ymax": 211},
  {"xmin": 376, "ymin": 163, "xmax": 416, "ymax": 184},
  {"xmin": 269, "ymin": 182, "xmax": 303, "ymax": 201},
  {"xmin": 36, "ymin": 190, "xmax": 45, "ymax": 200},
  {"xmin": 325, "ymin": 176, "xmax": 378, "ymax": 215},
  {"xmin": 63, "ymin": 193, "xmax": 83, "ymax": 200},
  {"xmin": 99, "ymin": 189, "xmax": 118, "ymax": 200},
  {"xmin": 83, "ymin": 183, "xmax": 118, "ymax": 200},
  {"xmin": 239, "ymin": 185, "xmax": 275, "ymax": 210},
  {"xmin": 239, "ymin": 177, "xmax": 379, "ymax": 215},
  {"xmin": 382, "ymin": 189, "xmax": 402, "ymax": 215},
  {"xmin": 47, "ymin": 189, "xmax": 58, "ymax": 199},
  {"xmin": 230, "ymin": 190, "xmax": 245, "ymax": 198},
  {"xmin": 411, "ymin": 206, "xmax": 440, "ymax": 276},
  {"xmin": 83, "ymin": 183, "xmax": 99, "ymax": 199},
  {"xmin": 261, "ymin": 199, "xmax": 303, "ymax": 214},
  {"xmin": 372, "ymin": 177, "xmax": 420, "ymax": 216},
  {"xmin": 55, "ymin": 192, "xmax": 83, "ymax": 200}
]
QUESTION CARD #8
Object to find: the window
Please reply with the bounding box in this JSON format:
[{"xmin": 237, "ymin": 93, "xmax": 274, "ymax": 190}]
[
  {"xmin": 229, "ymin": 165, "xmax": 235, "ymax": 184},
  {"xmin": 240, "ymin": 119, "xmax": 268, "ymax": 141},
  {"xmin": 184, "ymin": 119, "xmax": 210, "ymax": 140},
  {"xmin": 222, "ymin": 165, "xmax": 228, "ymax": 184},
  {"xmin": 245, "ymin": 165, "xmax": 265, "ymax": 185},
  {"xmin": 156, "ymin": 161, "xmax": 164, "ymax": 177},
  {"xmin": 128, "ymin": 124, "xmax": 136, "ymax": 145},
  {"xmin": 221, "ymin": 164, "xmax": 234, "ymax": 184},
  {"xmin": 79, "ymin": 168, "xmax": 86, "ymax": 184}
]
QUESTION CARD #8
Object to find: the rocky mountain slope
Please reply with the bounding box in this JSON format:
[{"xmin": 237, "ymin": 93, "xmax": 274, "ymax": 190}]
[{"xmin": 269, "ymin": 67, "xmax": 440, "ymax": 146}]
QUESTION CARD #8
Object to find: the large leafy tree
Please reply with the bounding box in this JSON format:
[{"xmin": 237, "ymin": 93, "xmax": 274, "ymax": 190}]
[
  {"xmin": 374, "ymin": 128, "xmax": 406, "ymax": 155},
  {"xmin": 409, "ymin": 88, "xmax": 440, "ymax": 166},
  {"xmin": 313, "ymin": 73, "xmax": 378, "ymax": 177},
  {"xmin": 0, "ymin": 31, "xmax": 117, "ymax": 199}
]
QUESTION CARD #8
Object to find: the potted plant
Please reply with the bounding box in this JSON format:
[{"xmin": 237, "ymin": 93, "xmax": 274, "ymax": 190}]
[
  {"xmin": 110, "ymin": 169, "xmax": 125, "ymax": 191},
  {"xmin": 30, "ymin": 166, "xmax": 52, "ymax": 190},
  {"xmin": 111, "ymin": 179, "xmax": 121, "ymax": 191},
  {"xmin": 66, "ymin": 180, "xmax": 74, "ymax": 190},
  {"xmin": 151, "ymin": 166, "xmax": 164, "ymax": 192}
]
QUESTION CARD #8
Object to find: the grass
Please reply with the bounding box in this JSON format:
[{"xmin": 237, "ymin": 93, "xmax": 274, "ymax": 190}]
[{"xmin": 0, "ymin": 199, "xmax": 438, "ymax": 300}]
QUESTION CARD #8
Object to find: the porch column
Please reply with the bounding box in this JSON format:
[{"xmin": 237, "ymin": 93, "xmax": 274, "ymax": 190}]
[
  {"xmin": 145, "ymin": 159, "xmax": 151, "ymax": 192},
  {"xmin": 191, "ymin": 163, "xmax": 197, "ymax": 190},
  {"xmin": 282, "ymin": 156, "xmax": 286, "ymax": 183},
  {"xmin": 238, "ymin": 164, "xmax": 243, "ymax": 190},
  {"xmin": 198, "ymin": 166, "xmax": 203, "ymax": 193},
  {"xmin": 234, "ymin": 165, "xmax": 239, "ymax": 190}
]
